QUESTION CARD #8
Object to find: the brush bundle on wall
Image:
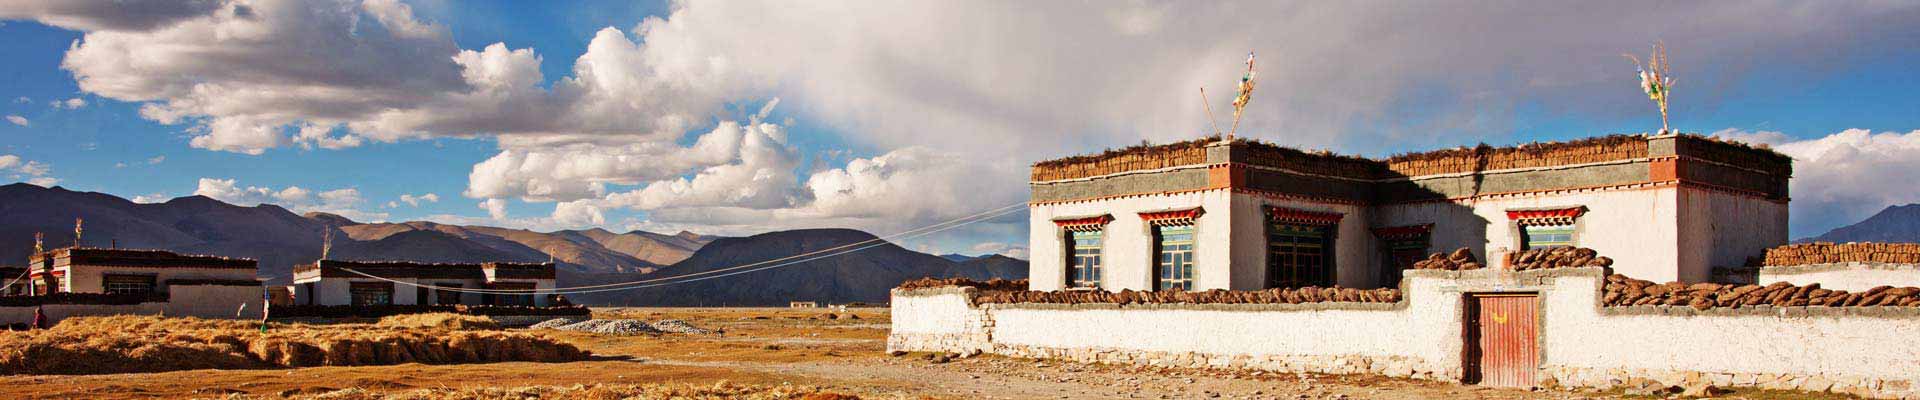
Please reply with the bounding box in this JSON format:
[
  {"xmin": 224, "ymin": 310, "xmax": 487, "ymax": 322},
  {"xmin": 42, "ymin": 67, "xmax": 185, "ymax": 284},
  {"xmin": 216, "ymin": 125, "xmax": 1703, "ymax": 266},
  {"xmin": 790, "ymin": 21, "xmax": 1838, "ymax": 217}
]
[
  {"xmin": 1031, "ymin": 138, "xmax": 1213, "ymax": 181},
  {"xmin": 1509, "ymin": 247, "xmax": 1614, "ymax": 271},
  {"xmin": 1763, "ymin": 242, "xmax": 1920, "ymax": 266},
  {"xmin": 896, "ymin": 277, "xmax": 1030, "ymax": 291},
  {"xmin": 1383, "ymin": 135, "xmax": 1649, "ymax": 177},
  {"xmin": 1602, "ymin": 274, "xmax": 1920, "ymax": 310},
  {"xmin": 1410, "ymin": 248, "xmax": 1484, "ymax": 270},
  {"xmin": 971, "ymin": 286, "xmax": 1401, "ymax": 305}
]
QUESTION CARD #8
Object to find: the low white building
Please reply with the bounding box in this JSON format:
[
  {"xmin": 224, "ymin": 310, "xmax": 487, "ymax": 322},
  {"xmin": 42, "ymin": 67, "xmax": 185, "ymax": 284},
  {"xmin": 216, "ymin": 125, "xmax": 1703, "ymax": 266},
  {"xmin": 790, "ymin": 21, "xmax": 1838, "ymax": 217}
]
[
  {"xmin": 291, "ymin": 260, "xmax": 558, "ymax": 307},
  {"xmin": 0, "ymin": 266, "xmax": 27, "ymax": 296},
  {"xmin": 25, "ymin": 247, "xmax": 260, "ymax": 295},
  {"xmin": 1027, "ymin": 134, "xmax": 1792, "ymax": 291}
]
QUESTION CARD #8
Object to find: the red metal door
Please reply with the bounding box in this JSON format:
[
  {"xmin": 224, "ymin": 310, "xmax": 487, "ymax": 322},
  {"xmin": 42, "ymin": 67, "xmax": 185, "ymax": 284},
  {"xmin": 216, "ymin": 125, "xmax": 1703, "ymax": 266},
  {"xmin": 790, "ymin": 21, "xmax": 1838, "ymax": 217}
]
[{"xmin": 1467, "ymin": 293, "xmax": 1538, "ymax": 387}]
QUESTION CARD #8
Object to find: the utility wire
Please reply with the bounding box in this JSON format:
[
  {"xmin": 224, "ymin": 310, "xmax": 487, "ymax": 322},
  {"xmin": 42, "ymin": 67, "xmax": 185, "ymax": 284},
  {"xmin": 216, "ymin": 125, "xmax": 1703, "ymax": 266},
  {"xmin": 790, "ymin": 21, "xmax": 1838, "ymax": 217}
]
[{"xmin": 338, "ymin": 202, "xmax": 1027, "ymax": 295}]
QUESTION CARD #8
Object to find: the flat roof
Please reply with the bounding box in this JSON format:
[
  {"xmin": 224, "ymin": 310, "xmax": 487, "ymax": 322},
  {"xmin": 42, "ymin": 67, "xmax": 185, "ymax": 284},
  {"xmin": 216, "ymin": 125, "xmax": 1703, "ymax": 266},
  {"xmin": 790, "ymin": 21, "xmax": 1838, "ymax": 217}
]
[
  {"xmin": 31, "ymin": 247, "xmax": 257, "ymax": 270},
  {"xmin": 294, "ymin": 259, "xmax": 556, "ymax": 280}
]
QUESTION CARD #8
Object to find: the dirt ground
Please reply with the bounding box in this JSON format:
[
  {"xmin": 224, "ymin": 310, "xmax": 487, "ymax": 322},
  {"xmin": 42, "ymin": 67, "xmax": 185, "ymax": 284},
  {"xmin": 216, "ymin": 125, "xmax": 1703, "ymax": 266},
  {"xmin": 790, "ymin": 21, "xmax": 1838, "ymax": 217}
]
[{"xmin": 0, "ymin": 308, "xmax": 1859, "ymax": 399}]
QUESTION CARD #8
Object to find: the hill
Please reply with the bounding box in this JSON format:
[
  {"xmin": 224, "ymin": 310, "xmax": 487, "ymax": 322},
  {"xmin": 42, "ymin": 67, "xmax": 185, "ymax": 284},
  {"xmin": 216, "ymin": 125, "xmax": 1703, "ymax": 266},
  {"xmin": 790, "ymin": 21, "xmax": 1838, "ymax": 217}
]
[
  {"xmin": 566, "ymin": 229, "xmax": 1028, "ymax": 306},
  {"xmin": 1804, "ymin": 204, "xmax": 1920, "ymax": 243},
  {"xmin": 0, "ymin": 184, "xmax": 704, "ymax": 280}
]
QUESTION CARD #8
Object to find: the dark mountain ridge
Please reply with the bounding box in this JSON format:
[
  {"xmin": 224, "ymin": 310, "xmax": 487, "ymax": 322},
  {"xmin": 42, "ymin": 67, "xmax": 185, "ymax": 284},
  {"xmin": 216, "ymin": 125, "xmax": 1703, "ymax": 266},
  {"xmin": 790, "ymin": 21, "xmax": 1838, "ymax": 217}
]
[{"xmin": 1804, "ymin": 204, "xmax": 1920, "ymax": 243}]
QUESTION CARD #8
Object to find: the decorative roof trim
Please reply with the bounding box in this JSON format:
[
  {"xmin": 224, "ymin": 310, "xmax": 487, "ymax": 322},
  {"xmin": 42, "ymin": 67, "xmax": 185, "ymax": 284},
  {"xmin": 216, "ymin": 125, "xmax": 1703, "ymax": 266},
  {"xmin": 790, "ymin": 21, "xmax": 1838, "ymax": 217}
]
[
  {"xmin": 1372, "ymin": 224, "xmax": 1433, "ymax": 239},
  {"xmin": 1265, "ymin": 206, "xmax": 1344, "ymax": 225},
  {"xmin": 1507, "ymin": 206, "xmax": 1588, "ymax": 225},
  {"xmin": 1138, "ymin": 207, "xmax": 1204, "ymax": 226},
  {"xmin": 1053, "ymin": 214, "xmax": 1114, "ymax": 231}
]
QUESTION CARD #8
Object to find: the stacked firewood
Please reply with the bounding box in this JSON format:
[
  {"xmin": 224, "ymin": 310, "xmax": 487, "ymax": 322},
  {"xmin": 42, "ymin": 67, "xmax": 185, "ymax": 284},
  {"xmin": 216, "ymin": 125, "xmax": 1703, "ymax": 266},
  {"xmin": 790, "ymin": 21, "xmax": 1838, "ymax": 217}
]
[
  {"xmin": 1601, "ymin": 274, "xmax": 1920, "ymax": 310},
  {"xmin": 1762, "ymin": 242, "xmax": 1920, "ymax": 266},
  {"xmin": 895, "ymin": 277, "xmax": 1029, "ymax": 291},
  {"xmin": 1509, "ymin": 246, "xmax": 1614, "ymax": 271},
  {"xmin": 1410, "ymin": 248, "xmax": 1484, "ymax": 270},
  {"xmin": 972, "ymin": 286, "xmax": 1402, "ymax": 305}
]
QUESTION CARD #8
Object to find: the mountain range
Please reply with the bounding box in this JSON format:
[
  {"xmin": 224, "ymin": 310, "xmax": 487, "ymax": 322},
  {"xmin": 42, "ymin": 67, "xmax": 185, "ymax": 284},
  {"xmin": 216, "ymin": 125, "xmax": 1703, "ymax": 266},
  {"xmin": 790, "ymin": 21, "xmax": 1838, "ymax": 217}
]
[
  {"xmin": 0, "ymin": 183, "xmax": 1027, "ymax": 305},
  {"xmin": 1802, "ymin": 204, "xmax": 1920, "ymax": 243}
]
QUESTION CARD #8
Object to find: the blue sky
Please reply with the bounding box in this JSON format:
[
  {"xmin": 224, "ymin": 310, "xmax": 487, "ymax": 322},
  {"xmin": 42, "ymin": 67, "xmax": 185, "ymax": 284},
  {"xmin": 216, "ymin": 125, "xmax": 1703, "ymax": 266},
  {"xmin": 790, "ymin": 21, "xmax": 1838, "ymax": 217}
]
[{"xmin": 3, "ymin": 1, "xmax": 1920, "ymax": 255}]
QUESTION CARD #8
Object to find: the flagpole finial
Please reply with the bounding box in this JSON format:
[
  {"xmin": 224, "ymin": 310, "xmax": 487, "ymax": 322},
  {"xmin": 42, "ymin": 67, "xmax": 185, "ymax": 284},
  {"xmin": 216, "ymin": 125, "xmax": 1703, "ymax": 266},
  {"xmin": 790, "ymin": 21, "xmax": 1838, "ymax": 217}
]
[
  {"xmin": 1229, "ymin": 51, "xmax": 1258, "ymax": 141},
  {"xmin": 1625, "ymin": 41, "xmax": 1675, "ymax": 134}
]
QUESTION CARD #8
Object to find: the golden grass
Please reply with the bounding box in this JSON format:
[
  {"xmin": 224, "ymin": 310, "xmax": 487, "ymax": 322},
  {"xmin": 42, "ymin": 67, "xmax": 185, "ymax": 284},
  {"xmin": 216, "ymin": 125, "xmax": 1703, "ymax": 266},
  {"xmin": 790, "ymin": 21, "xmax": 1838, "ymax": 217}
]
[
  {"xmin": 217, "ymin": 381, "xmax": 860, "ymax": 400},
  {"xmin": 0, "ymin": 315, "xmax": 587, "ymax": 375},
  {"xmin": 374, "ymin": 313, "xmax": 501, "ymax": 331}
]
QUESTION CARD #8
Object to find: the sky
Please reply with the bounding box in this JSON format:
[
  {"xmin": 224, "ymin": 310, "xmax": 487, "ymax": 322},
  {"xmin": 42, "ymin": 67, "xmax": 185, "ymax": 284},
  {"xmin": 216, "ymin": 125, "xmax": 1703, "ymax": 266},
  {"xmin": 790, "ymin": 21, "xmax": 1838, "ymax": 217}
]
[{"xmin": 2, "ymin": 1, "xmax": 1920, "ymax": 258}]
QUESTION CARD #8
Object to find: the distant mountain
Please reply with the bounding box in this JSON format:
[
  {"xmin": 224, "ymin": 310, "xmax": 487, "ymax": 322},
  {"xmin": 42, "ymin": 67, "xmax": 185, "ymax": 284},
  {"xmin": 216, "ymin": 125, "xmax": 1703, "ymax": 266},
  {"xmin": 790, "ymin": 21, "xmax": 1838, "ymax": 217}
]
[
  {"xmin": 1804, "ymin": 204, "xmax": 1920, "ymax": 243},
  {"xmin": 0, "ymin": 184, "xmax": 1027, "ymax": 305},
  {"xmin": 567, "ymin": 229, "xmax": 1029, "ymax": 306},
  {"xmin": 939, "ymin": 253, "xmax": 984, "ymax": 262},
  {"xmin": 0, "ymin": 183, "xmax": 706, "ymax": 281}
]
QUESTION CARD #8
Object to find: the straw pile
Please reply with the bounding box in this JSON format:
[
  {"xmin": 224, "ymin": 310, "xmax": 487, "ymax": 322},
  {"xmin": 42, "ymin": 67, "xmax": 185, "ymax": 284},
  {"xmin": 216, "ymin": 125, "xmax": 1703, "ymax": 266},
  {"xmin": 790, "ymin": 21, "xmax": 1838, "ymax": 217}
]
[
  {"xmin": 896, "ymin": 277, "xmax": 1029, "ymax": 291},
  {"xmin": 0, "ymin": 315, "xmax": 588, "ymax": 375},
  {"xmin": 220, "ymin": 382, "xmax": 859, "ymax": 400},
  {"xmin": 1031, "ymin": 138, "xmax": 1212, "ymax": 181},
  {"xmin": 374, "ymin": 313, "xmax": 501, "ymax": 331},
  {"xmin": 1762, "ymin": 242, "xmax": 1920, "ymax": 266},
  {"xmin": 1384, "ymin": 135, "xmax": 1650, "ymax": 178},
  {"xmin": 1410, "ymin": 248, "xmax": 1484, "ymax": 271},
  {"xmin": 1601, "ymin": 274, "xmax": 1920, "ymax": 309},
  {"xmin": 972, "ymin": 287, "xmax": 1401, "ymax": 305}
]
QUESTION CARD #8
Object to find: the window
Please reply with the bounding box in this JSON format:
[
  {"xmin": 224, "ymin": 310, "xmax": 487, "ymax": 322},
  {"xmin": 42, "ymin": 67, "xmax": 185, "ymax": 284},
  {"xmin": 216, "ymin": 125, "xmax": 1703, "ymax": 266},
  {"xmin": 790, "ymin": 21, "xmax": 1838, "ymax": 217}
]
[
  {"xmin": 1267, "ymin": 222, "xmax": 1332, "ymax": 288},
  {"xmin": 435, "ymin": 283, "xmax": 463, "ymax": 305},
  {"xmin": 1067, "ymin": 230, "xmax": 1104, "ymax": 288},
  {"xmin": 349, "ymin": 282, "xmax": 394, "ymax": 306},
  {"xmin": 489, "ymin": 282, "xmax": 536, "ymax": 306},
  {"xmin": 1522, "ymin": 224, "xmax": 1575, "ymax": 250},
  {"xmin": 1382, "ymin": 233, "xmax": 1430, "ymax": 288},
  {"xmin": 1154, "ymin": 225, "xmax": 1196, "ymax": 291},
  {"xmin": 103, "ymin": 274, "xmax": 157, "ymax": 294}
]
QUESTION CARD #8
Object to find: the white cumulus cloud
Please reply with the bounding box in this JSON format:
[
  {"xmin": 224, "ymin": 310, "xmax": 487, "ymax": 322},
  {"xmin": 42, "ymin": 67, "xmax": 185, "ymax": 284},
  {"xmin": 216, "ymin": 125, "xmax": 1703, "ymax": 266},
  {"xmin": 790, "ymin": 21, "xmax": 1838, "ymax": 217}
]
[
  {"xmin": 5, "ymin": 115, "xmax": 27, "ymax": 127},
  {"xmin": 1714, "ymin": 128, "xmax": 1920, "ymax": 237}
]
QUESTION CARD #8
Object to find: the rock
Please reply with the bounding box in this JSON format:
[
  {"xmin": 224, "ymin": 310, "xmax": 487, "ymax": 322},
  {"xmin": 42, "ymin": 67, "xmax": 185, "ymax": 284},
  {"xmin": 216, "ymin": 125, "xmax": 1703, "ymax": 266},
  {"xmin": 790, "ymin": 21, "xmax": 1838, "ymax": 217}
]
[{"xmin": 1681, "ymin": 384, "xmax": 1726, "ymax": 397}]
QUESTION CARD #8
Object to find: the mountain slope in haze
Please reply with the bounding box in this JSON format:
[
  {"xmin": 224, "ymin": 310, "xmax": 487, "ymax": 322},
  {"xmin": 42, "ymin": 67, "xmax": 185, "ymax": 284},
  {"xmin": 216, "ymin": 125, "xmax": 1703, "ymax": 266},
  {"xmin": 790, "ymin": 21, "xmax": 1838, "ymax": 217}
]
[
  {"xmin": 1805, "ymin": 204, "xmax": 1920, "ymax": 243},
  {"xmin": 568, "ymin": 229, "xmax": 1029, "ymax": 306},
  {"xmin": 0, "ymin": 184, "xmax": 706, "ymax": 280}
]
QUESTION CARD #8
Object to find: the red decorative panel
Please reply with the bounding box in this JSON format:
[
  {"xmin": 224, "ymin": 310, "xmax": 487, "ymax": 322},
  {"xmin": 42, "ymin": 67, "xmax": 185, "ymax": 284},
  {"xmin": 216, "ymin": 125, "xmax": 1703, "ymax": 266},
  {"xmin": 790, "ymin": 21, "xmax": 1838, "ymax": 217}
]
[
  {"xmin": 1138, "ymin": 207, "xmax": 1205, "ymax": 225},
  {"xmin": 1649, "ymin": 157, "xmax": 1679, "ymax": 182},
  {"xmin": 1469, "ymin": 293, "xmax": 1539, "ymax": 388},
  {"xmin": 1265, "ymin": 206, "xmax": 1343, "ymax": 225},
  {"xmin": 1053, "ymin": 214, "xmax": 1114, "ymax": 230},
  {"xmin": 1371, "ymin": 224, "xmax": 1432, "ymax": 239},
  {"xmin": 1504, "ymin": 206, "xmax": 1587, "ymax": 222}
]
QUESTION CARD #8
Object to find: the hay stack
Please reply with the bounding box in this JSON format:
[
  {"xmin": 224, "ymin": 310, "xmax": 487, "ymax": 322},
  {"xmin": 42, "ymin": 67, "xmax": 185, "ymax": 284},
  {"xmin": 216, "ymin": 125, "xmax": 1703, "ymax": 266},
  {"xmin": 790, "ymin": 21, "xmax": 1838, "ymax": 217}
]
[{"xmin": 0, "ymin": 316, "xmax": 587, "ymax": 376}]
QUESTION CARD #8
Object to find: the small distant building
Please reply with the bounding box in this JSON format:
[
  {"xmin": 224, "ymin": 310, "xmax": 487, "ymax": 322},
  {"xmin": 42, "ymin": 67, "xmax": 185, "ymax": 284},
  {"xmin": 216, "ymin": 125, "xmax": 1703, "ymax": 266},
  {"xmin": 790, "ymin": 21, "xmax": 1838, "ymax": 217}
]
[
  {"xmin": 291, "ymin": 260, "xmax": 558, "ymax": 307},
  {"xmin": 789, "ymin": 301, "xmax": 819, "ymax": 308},
  {"xmin": 25, "ymin": 247, "xmax": 259, "ymax": 295}
]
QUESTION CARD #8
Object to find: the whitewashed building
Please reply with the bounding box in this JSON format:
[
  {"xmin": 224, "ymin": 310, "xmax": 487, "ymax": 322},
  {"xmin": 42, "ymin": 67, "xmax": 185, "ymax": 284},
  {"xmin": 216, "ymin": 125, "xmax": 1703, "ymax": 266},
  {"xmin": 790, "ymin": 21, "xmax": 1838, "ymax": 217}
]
[
  {"xmin": 1026, "ymin": 133, "xmax": 1792, "ymax": 291},
  {"xmin": 291, "ymin": 260, "xmax": 558, "ymax": 307},
  {"xmin": 25, "ymin": 247, "xmax": 260, "ymax": 295}
]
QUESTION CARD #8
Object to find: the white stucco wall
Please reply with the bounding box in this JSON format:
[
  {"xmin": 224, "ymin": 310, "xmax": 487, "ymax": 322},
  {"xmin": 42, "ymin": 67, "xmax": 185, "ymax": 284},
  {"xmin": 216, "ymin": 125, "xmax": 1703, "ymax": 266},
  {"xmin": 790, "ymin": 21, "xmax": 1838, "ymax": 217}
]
[
  {"xmin": 1376, "ymin": 187, "xmax": 1685, "ymax": 282},
  {"xmin": 0, "ymin": 303, "xmax": 168, "ymax": 326},
  {"xmin": 1759, "ymin": 263, "xmax": 1920, "ymax": 292},
  {"xmin": 165, "ymin": 284, "xmax": 265, "ymax": 319},
  {"xmin": 292, "ymin": 277, "xmax": 555, "ymax": 306},
  {"xmin": 893, "ymin": 268, "xmax": 1920, "ymax": 398},
  {"xmin": 1677, "ymin": 187, "xmax": 1790, "ymax": 281},
  {"xmin": 1028, "ymin": 190, "xmax": 1232, "ymax": 291},
  {"xmin": 58, "ymin": 265, "xmax": 256, "ymax": 293}
]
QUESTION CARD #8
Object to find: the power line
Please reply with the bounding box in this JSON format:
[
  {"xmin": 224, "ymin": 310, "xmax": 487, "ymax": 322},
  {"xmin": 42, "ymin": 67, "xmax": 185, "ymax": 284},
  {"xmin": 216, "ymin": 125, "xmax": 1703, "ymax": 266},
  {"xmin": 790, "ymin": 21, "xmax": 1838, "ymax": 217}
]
[{"xmin": 338, "ymin": 202, "xmax": 1028, "ymax": 295}]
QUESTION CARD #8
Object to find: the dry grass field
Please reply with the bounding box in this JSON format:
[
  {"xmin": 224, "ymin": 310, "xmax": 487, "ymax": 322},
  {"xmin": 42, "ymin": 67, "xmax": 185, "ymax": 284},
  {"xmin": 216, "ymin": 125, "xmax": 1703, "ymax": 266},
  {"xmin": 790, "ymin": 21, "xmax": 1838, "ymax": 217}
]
[{"xmin": 0, "ymin": 308, "xmax": 1861, "ymax": 399}]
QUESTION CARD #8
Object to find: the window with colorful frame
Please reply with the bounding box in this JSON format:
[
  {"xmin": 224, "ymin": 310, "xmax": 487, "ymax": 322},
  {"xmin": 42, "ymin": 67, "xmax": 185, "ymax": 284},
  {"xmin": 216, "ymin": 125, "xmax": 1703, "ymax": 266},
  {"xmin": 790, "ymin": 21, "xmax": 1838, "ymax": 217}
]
[
  {"xmin": 1066, "ymin": 230, "xmax": 1105, "ymax": 289},
  {"xmin": 1154, "ymin": 225, "xmax": 1195, "ymax": 291},
  {"xmin": 1522, "ymin": 224, "xmax": 1576, "ymax": 249},
  {"xmin": 349, "ymin": 281, "xmax": 394, "ymax": 306}
]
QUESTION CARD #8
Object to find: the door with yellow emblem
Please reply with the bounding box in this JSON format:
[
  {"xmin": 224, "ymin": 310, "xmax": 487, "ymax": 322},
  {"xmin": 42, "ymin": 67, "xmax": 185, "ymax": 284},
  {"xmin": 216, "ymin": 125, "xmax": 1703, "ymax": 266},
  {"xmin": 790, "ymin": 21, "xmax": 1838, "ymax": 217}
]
[{"xmin": 1466, "ymin": 293, "xmax": 1539, "ymax": 387}]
